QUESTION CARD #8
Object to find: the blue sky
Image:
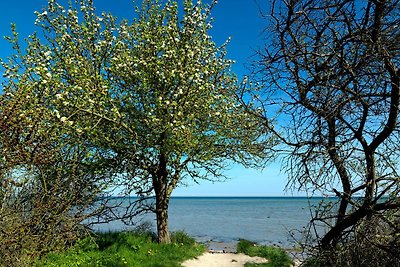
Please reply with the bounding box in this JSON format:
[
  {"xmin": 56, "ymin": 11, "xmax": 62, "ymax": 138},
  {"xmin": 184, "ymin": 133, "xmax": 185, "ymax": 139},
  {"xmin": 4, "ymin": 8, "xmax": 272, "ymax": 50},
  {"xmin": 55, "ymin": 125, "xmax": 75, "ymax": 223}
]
[{"xmin": 0, "ymin": 0, "xmax": 293, "ymax": 196}]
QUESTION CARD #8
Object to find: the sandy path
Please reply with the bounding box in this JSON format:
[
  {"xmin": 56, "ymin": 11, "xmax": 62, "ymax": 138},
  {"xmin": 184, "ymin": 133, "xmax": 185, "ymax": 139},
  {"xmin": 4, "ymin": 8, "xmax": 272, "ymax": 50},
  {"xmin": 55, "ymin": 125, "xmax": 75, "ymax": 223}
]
[{"xmin": 181, "ymin": 252, "xmax": 268, "ymax": 267}]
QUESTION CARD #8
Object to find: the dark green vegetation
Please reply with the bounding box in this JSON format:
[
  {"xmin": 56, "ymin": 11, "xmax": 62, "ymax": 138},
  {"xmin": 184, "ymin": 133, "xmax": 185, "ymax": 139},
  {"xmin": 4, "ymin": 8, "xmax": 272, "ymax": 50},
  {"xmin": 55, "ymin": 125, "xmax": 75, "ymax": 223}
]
[
  {"xmin": 237, "ymin": 239, "xmax": 293, "ymax": 267},
  {"xmin": 36, "ymin": 231, "xmax": 205, "ymax": 267}
]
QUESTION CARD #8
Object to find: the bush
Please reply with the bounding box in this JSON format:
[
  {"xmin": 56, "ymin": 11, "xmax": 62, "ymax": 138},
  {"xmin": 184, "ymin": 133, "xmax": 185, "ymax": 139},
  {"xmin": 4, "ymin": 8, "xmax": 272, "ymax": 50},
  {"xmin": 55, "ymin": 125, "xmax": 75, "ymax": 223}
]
[
  {"xmin": 0, "ymin": 180, "xmax": 92, "ymax": 267},
  {"xmin": 302, "ymin": 256, "xmax": 329, "ymax": 267},
  {"xmin": 0, "ymin": 90, "xmax": 107, "ymax": 266},
  {"xmin": 303, "ymin": 211, "xmax": 400, "ymax": 267}
]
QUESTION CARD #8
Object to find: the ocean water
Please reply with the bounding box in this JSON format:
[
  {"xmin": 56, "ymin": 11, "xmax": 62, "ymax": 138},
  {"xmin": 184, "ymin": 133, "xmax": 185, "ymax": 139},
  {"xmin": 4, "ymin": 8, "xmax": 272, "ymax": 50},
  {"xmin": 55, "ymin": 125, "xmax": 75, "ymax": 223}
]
[{"xmin": 93, "ymin": 197, "xmax": 328, "ymax": 247}]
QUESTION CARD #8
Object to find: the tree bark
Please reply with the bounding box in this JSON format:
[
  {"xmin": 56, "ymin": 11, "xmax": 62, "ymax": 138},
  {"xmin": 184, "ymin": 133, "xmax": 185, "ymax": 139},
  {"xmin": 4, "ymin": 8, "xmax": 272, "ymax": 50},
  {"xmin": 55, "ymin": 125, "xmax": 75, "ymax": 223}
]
[
  {"xmin": 320, "ymin": 206, "xmax": 370, "ymax": 250},
  {"xmin": 155, "ymin": 188, "xmax": 171, "ymax": 243},
  {"xmin": 327, "ymin": 118, "xmax": 351, "ymax": 225},
  {"xmin": 153, "ymin": 138, "xmax": 171, "ymax": 243}
]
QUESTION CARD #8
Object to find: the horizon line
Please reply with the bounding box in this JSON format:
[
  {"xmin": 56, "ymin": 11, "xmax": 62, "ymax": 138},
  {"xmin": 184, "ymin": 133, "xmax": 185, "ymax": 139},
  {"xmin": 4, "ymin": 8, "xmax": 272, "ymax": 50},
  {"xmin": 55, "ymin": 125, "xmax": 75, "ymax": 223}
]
[{"xmin": 106, "ymin": 195, "xmax": 332, "ymax": 198}]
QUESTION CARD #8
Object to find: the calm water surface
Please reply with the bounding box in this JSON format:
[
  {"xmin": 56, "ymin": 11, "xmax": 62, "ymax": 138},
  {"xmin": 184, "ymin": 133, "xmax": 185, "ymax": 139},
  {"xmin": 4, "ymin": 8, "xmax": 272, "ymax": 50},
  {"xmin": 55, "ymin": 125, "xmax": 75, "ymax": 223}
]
[{"xmin": 94, "ymin": 197, "xmax": 327, "ymax": 247}]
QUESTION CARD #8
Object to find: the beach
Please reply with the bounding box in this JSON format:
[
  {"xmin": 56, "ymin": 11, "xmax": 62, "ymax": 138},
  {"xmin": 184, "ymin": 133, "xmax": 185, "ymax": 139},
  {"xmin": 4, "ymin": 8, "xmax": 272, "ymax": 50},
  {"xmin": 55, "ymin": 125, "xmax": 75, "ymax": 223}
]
[
  {"xmin": 185, "ymin": 232, "xmax": 302, "ymax": 267},
  {"xmin": 182, "ymin": 252, "xmax": 268, "ymax": 267},
  {"xmin": 181, "ymin": 245, "xmax": 302, "ymax": 267}
]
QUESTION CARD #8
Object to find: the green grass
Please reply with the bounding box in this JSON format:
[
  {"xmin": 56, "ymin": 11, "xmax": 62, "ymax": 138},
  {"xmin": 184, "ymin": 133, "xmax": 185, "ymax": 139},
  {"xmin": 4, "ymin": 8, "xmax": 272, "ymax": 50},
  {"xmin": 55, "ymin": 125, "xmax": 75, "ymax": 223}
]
[
  {"xmin": 36, "ymin": 231, "xmax": 205, "ymax": 267},
  {"xmin": 237, "ymin": 239, "xmax": 294, "ymax": 267}
]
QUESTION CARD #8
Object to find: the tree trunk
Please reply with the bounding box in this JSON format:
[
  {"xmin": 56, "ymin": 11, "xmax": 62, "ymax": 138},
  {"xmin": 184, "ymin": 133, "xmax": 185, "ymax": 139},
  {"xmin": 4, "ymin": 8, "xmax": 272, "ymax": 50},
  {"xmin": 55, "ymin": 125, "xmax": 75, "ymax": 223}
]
[
  {"xmin": 153, "ymin": 139, "xmax": 171, "ymax": 243},
  {"xmin": 155, "ymin": 190, "xmax": 171, "ymax": 243},
  {"xmin": 327, "ymin": 117, "xmax": 352, "ymax": 247},
  {"xmin": 320, "ymin": 206, "xmax": 370, "ymax": 250}
]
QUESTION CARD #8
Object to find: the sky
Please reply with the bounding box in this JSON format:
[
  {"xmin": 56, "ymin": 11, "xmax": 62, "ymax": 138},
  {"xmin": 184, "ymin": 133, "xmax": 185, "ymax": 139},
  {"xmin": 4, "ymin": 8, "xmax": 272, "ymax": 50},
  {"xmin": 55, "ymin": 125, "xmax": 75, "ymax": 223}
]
[{"xmin": 0, "ymin": 0, "xmax": 295, "ymax": 196}]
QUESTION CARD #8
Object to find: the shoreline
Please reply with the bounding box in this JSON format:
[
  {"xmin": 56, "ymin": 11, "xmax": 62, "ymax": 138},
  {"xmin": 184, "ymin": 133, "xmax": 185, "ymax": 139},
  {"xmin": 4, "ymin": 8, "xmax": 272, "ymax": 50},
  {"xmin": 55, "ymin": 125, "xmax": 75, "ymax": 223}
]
[
  {"xmin": 94, "ymin": 227, "xmax": 303, "ymax": 252},
  {"xmin": 95, "ymin": 225, "xmax": 303, "ymax": 249},
  {"xmin": 192, "ymin": 235, "xmax": 300, "ymax": 251},
  {"xmin": 196, "ymin": 237, "xmax": 305, "ymax": 265}
]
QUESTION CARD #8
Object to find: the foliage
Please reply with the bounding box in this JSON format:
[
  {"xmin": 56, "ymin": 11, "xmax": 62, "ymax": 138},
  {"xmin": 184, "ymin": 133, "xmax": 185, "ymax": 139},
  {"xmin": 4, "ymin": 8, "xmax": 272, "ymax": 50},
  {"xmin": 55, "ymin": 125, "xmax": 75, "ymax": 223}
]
[
  {"xmin": 37, "ymin": 231, "xmax": 205, "ymax": 267},
  {"xmin": 0, "ymin": 66, "xmax": 108, "ymax": 266},
  {"xmin": 0, "ymin": 3, "xmax": 121, "ymax": 264},
  {"xmin": 249, "ymin": 0, "xmax": 400, "ymax": 256},
  {"xmin": 3, "ymin": 0, "xmax": 273, "ymax": 243},
  {"xmin": 236, "ymin": 239, "xmax": 293, "ymax": 267}
]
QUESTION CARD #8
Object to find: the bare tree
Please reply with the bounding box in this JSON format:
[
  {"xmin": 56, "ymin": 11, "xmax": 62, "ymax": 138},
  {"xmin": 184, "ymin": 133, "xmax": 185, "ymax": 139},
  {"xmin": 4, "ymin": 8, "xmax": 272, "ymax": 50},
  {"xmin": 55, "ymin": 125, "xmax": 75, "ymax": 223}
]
[{"xmin": 250, "ymin": 0, "xmax": 400, "ymax": 260}]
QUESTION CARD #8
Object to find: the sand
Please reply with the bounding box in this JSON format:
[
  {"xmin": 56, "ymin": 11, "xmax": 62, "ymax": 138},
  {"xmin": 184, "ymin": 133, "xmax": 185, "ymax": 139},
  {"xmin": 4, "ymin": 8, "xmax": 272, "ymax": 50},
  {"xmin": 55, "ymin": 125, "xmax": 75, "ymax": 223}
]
[{"xmin": 181, "ymin": 252, "xmax": 268, "ymax": 267}]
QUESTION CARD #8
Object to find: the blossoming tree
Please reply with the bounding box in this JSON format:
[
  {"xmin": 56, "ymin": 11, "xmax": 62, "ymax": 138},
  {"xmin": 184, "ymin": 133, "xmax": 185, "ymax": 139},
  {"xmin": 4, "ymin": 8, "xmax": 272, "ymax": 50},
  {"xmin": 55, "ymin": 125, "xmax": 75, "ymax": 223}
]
[{"xmin": 4, "ymin": 0, "xmax": 272, "ymax": 243}]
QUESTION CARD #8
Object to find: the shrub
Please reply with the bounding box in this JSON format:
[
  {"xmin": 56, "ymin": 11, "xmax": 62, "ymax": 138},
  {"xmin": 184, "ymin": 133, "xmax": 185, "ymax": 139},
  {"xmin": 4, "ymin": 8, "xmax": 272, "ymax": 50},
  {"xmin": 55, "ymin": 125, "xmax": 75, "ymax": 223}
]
[{"xmin": 303, "ymin": 210, "xmax": 400, "ymax": 267}]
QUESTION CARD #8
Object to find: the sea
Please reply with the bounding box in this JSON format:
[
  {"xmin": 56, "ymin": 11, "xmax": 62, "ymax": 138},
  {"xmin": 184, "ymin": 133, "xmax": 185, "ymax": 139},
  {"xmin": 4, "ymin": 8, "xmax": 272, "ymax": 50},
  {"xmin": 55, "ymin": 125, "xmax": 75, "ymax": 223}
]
[{"xmin": 92, "ymin": 197, "xmax": 329, "ymax": 248}]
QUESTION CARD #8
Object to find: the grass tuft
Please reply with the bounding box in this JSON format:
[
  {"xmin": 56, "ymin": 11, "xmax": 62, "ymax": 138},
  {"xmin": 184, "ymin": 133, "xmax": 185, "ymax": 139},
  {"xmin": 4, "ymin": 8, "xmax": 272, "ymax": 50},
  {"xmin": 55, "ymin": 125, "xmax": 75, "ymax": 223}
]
[
  {"xmin": 171, "ymin": 230, "xmax": 196, "ymax": 246},
  {"xmin": 237, "ymin": 239, "xmax": 294, "ymax": 267}
]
